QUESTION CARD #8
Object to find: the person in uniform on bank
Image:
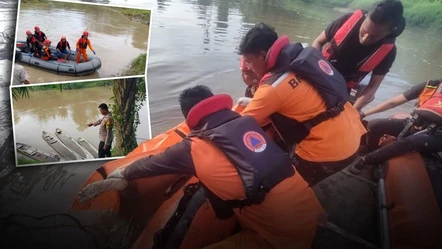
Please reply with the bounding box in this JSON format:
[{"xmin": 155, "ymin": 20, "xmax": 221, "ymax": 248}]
[
  {"xmin": 87, "ymin": 103, "xmax": 114, "ymax": 158},
  {"xmin": 312, "ymin": 0, "xmax": 406, "ymax": 111}
]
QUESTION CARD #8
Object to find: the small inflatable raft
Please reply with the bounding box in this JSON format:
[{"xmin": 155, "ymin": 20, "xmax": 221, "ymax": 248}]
[{"xmin": 16, "ymin": 41, "xmax": 101, "ymax": 76}]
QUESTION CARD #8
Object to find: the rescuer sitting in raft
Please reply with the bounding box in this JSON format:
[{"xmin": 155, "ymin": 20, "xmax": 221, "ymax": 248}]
[
  {"xmin": 312, "ymin": 0, "xmax": 406, "ymax": 111},
  {"xmin": 77, "ymin": 85, "xmax": 325, "ymax": 249},
  {"xmin": 350, "ymin": 79, "xmax": 442, "ymax": 174},
  {"xmin": 56, "ymin": 36, "xmax": 72, "ymax": 61},
  {"xmin": 237, "ymin": 23, "xmax": 366, "ymax": 186},
  {"xmin": 25, "ymin": 30, "xmax": 42, "ymax": 57},
  {"xmin": 34, "ymin": 26, "xmax": 47, "ymax": 43},
  {"xmin": 41, "ymin": 40, "xmax": 58, "ymax": 61},
  {"xmin": 76, "ymin": 30, "xmax": 96, "ymax": 64}
]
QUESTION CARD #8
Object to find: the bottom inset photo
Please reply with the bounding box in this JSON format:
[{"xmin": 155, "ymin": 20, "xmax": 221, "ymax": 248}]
[{"xmin": 10, "ymin": 76, "xmax": 151, "ymax": 167}]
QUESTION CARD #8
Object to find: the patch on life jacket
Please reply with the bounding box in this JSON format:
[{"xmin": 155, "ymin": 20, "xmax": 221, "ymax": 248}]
[
  {"xmin": 243, "ymin": 131, "xmax": 267, "ymax": 153},
  {"xmin": 318, "ymin": 59, "xmax": 334, "ymax": 76}
]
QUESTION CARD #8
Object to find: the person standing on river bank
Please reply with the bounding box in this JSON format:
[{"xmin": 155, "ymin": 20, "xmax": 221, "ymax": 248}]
[
  {"xmin": 13, "ymin": 49, "xmax": 30, "ymax": 85},
  {"xmin": 87, "ymin": 103, "xmax": 113, "ymax": 158},
  {"xmin": 312, "ymin": 0, "xmax": 406, "ymax": 111}
]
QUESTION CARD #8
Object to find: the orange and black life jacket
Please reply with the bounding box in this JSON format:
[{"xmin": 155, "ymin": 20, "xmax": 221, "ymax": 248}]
[
  {"xmin": 34, "ymin": 31, "xmax": 46, "ymax": 42},
  {"xmin": 258, "ymin": 36, "xmax": 349, "ymax": 149},
  {"xmin": 187, "ymin": 96, "xmax": 295, "ymax": 219},
  {"xmin": 417, "ymin": 80, "xmax": 442, "ymax": 107},
  {"xmin": 57, "ymin": 40, "xmax": 70, "ymax": 51},
  {"xmin": 322, "ymin": 9, "xmax": 395, "ymax": 89},
  {"xmin": 416, "ymin": 81, "xmax": 442, "ymax": 127},
  {"xmin": 78, "ymin": 37, "xmax": 89, "ymax": 49}
]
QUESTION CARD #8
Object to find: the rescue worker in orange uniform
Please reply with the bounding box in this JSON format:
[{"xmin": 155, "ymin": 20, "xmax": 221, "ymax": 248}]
[
  {"xmin": 41, "ymin": 39, "xmax": 57, "ymax": 61},
  {"xmin": 312, "ymin": 0, "xmax": 406, "ymax": 111},
  {"xmin": 25, "ymin": 30, "xmax": 42, "ymax": 57},
  {"xmin": 350, "ymin": 79, "xmax": 442, "ymax": 174},
  {"xmin": 238, "ymin": 23, "xmax": 366, "ymax": 186},
  {"xmin": 78, "ymin": 85, "xmax": 325, "ymax": 249},
  {"xmin": 34, "ymin": 26, "xmax": 47, "ymax": 43},
  {"xmin": 76, "ymin": 30, "xmax": 96, "ymax": 64}
]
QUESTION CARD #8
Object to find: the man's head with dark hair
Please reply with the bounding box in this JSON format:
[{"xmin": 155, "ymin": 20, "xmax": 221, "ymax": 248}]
[
  {"xmin": 359, "ymin": 0, "xmax": 404, "ymax": 45},
  {"xmin": 238, "ymin": 23, "xmax": 278, "ymax": 78},
  {"xmin": 179, "ymin": 85, "xmax": 214, "ymax": 118},
  {"xmin": 98, "ymin": 103, "xmax": 109, "ymax": 115}
]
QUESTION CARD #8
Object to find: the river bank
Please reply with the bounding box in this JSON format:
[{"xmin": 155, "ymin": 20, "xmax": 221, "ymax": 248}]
[{"xmin": 290, "ymin": 0, "xmax": 442, "ymax": 30}]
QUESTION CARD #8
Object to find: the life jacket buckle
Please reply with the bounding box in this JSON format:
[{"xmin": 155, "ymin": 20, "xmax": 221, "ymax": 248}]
[{"xmin": 327, "ymin": 104, "xmax": 345, "ymax": 118}]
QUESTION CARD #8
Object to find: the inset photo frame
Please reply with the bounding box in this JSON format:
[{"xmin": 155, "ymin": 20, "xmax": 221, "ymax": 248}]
[
  {"xmin": 11, "ymin": 0, "xmax": 152, "ymax": 85},
  {"xmin": 10, "ymin": 76, "xmax": 152, "ymax": 167}
]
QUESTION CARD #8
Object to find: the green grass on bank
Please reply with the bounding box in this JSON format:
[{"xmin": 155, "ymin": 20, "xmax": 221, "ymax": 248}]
[
  {"xmin": 21, "ymin": 0, "xmax": 48, "ymax": 3},
  {"xmin": 17, "ymin": 156, "xmax": 40, "ymax": 165},
  {"xmin": 291, "ymin": 0, "xmax": 442, "ymax": 29},
  {"xmin": 117, "ymin": 8, "xmax": 151, "ymax": 25},
  {"xmin": 26, "ymin": 81, "xmax": 111, "ymax": 92},
  {"xmin": 123, "ymin": 53, "xmax": 147, "ymax": 76}
]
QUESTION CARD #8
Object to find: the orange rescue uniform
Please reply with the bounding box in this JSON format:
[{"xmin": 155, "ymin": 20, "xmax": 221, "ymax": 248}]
[
  {"xmin": 241, "ymin": 72, "xmax": 366, "ymax": 162},
  {"xmin": 76, "ymin": 37, "xmax": 94, "ymax": 63}
]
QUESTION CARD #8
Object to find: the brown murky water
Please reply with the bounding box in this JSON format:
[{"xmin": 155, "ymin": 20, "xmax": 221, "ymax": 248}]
[
  {"xmin": 68, "ymin": 0, "xmax": 442, "ymax": 136},
  {"xmin": 15, "ymin": 1, "xmax": 150, "ymax": 83},
  {"xmin": 12, "ymin": 86, "xmax": 150, "ymax": 163}
]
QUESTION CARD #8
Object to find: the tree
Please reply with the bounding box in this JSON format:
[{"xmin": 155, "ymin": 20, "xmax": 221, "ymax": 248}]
[{"xmin": 110, "ymin": 77, "xmax": 146, "ymax": 156}]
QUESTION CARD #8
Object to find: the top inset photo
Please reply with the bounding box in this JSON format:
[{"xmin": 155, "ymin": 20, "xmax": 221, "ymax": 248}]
[{"xmin": 11, "ymin": 0, "xmax": 152, "ymax": 85}]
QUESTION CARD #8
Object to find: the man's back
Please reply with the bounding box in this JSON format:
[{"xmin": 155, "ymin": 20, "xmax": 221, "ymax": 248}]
[
  {"xmin": 190, "ymin": 137, "xmax": 324, "ymax": 249},
  {"xmin": 13, "ymin": 64, "xmax": 27, "ymax": 85},
  {"xmin": 243, "ymin": 71, "xmax": 366, "ymax": 162}
]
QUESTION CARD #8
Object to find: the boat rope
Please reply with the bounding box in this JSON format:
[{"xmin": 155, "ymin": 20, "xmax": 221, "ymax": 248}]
[{"xmin": 320, "ymin": 221, "xmax": 380, "ymax": 249}]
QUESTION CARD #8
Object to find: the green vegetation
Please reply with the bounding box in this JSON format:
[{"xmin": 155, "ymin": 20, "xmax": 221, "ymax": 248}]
[
  {"xmin": 124, "ymin": 53, "xmax": 147, "ymax": 76},
  {"xmin": 290, "ymin": 0, "xmax": 442, "ymax": 29},
  {"xmin": 17, "ymin": 156, "xmax": 40, "ymax": 165},
  {"xmin": 115, "ymin": 8, "xmax": 151, "ymax": 25},
  {"xmin": 109, "ymin": 77, "xmax": 146, "ymax": 155},
  {"xmin": 21, "ymin": 0, "xmax": 48, "ymax": 3},
  {"xmin": 26, "ymin": 81, "xmax": 111, "ymax": 91}
]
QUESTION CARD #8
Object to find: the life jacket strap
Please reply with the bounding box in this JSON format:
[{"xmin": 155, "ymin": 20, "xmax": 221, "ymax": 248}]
[{"xmin": 303, "ymin": 103, "xmax": 345, "ymax": 130}]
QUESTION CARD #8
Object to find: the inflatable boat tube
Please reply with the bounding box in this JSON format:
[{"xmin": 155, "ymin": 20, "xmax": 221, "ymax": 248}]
[
  {"xmin": 16, "ymin": 41, "xmax": 101, "ymax": 76},
  {"xmin": 70, "ymin": 104, "xmax": 245, "ymax": 213},
  {"xmin": 131, "ymin": 177, "xmax": 237, "ymax": 249},
  {"xmin": 70, "ymin": 121, "xmax": 191, "ymax": 212},
  {"xmin": 377, "ymin": 114, "xmax": 442, "ymax": 249}
]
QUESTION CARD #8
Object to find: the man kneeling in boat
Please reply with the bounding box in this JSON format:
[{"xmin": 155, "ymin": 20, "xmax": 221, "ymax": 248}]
[
  {"xmin": 41, "ymin": 40, "xmax": 58, "ymax": 61},
  {"xmin": 78, "ymin": 85, "xmax": 324, "ymax": 249},
  {"xmin": 350, "ymin": 79, "xmax": 442, "ymax": 174},
  {"xmin": 237, "ymin": 23, "xmax": 366, "ymax": 186}
]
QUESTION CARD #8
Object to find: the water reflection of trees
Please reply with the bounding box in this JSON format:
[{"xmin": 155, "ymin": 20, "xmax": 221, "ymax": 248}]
[
  {"xmin": 13, "ymin": 88, "xmax": 112, "ymax": 131},
  {"xmin": 157, "ymin": 0, "xmax": 171, "ymax": 11}
]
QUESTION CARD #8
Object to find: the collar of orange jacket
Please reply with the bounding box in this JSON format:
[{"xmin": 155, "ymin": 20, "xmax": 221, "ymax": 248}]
[{"xmin": 186, "ymin": 94, "xmax": 233, "ymax": 129}]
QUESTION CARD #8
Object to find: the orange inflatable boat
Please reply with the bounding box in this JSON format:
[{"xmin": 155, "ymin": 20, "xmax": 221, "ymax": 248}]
[
  {"xmin": 377, "ymin": 114, "xmax": 442, "ymax": 249},
  {"xmin": 71, "ymin": 121, "xmax": 191, "ymax": 214},
  {"xmin": 130, "ymin": 177, "xmax": 238, "ymax": 249},
  {"xmin": 71, "ymin": 105, "xmax": 246, "ymax": 214}
]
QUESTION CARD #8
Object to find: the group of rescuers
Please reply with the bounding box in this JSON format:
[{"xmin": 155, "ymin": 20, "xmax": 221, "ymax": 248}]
[
  {"xmin": 25, "ymin": 26, "xmax": 95, "ymax": 63},
  {"xmin": 78, "ymin": 1, "xmax": 442, "ymax": 249}
]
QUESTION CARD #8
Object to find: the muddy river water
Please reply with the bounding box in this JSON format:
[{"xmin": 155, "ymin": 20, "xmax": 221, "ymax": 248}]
[
  {"xmin": 16, "ymin": 1, "xmax": 150, "ymax": 83},
  {"xmin": 12, "ymin": 86, "xmax": 150, "ymax": 162}
]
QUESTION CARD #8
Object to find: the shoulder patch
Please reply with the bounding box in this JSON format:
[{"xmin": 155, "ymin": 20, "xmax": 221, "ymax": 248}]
[
  {"xmin": 318, "ymin": 59, "xmax": 334, "ymax": 76},
  {"xmin": 243, "ymin": 131, "xmax": 267, "ymax": 153}
]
